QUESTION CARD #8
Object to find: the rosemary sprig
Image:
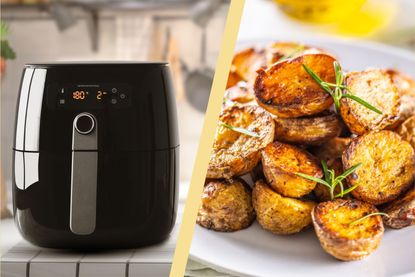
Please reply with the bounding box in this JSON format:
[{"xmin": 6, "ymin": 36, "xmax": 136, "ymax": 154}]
[
  {"xmin": 278, "ymin": 45, "xmax": 305, "ymax": 62},
  {"xmin": 350, "ymin": 212, "xmax": 389, "ymax": 225},
  {"xmin": 295, "ymin": 160, "xmax": 362, "ymax": 200},
  {"xmin": 219, "ymin": 122, "xmax": 260, "ymax": 138},
  {"xmin": 302, "ymin": 62, "xmax": 382, "ymax": 114}
]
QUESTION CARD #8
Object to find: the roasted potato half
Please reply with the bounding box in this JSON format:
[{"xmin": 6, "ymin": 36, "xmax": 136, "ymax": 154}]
[
  {"xmin": 254, "ymin": 53, "xmax": 336, "ymax": 118},
  {"xmin": 311, "ymin": 137, "xmax": 352, "ymax": 161},
  {"xmin": 343, "ymin": 130, "xmax": 415, "ymax": 205},
  {"xmin": 253, "ymin": 179, "xmax": 316, "ymax": 235},
  {"xmin": 382, "ymin": 187, "xmax": 415, "ymax": 229},
  {"xmin": 397, "ymin": 115, "xmax": 415, "ymax": 149},
  {"xmin": 340, "ymin": 69, "xmax": 401, "ymax": 135},
  {"xmin": 312, "ymin": 199, "xmax": 384, "ymax": 261},
  {"xmin": 197, "ymin": 179, "xmax": 255, "ymax": 232},
  {"xmin": 232, "ymin": 47, "xmax": 266, "ymax": 84},
  {"xmin": 261, "ymin": 141, "xmax": 323, "ymax": 198},
  {"xmin": 207, "ymin": 105, "xmax": 275, "ymax": 179},
  {"xmin": 386, "ymin": 69, "xmax": 415, "ymax": 97},
  {"xmin": 274, "ymin": 112, "xmax": 342, "ymax": 145}
]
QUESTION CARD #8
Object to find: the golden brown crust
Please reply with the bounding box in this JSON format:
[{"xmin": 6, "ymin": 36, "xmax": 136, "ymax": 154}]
[
  {"xmin": 232, "ymin": 47, "xmax": 267, "ymax": 84},
  {"xmin": 340, "ymin": 70, "xmax": 401, "ymax": 135},
  {"xmin": 207, "ymin": 105, "xmax": 275, "ymax": 179},
  {"xmin": 312, "ymin": 199, "xmax": 384, "ymax": 261},
  {"xmin": 382, "ymin": 186, "xmax": 415, "ymax": 229},
  {"xmin": 254, "ymin": 53, "xmax": 335, "ymax": 118},
  {"xmin": 197, "ymin": 179, "xmax": 255, "ymax": 232},
  {"xmin": 311, "ymin": 137, "xmax": 352, "ymax": 161},
  {"xmin": 253, "ymin": 180, "xmax": 316, "ymax": 235},
  {"xmin": 274, "ymin": 112, "xmax": 342, "ymax": 145},
  {"xmin": 397, "ymin": 115, "xmax": 415, "ymax": 149},
  {"xmin": 261, "ymin": 141, "xmax": 323, "ymax": 198},
  {"xmin": 342, "ymin": 130, "xmax": 415, "ymax": 205}
]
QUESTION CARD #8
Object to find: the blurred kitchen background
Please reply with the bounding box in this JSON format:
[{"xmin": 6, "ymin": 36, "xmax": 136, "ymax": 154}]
[{"xmin": 0, "ymin": 0, "xmax": 230, "ymax": 212}]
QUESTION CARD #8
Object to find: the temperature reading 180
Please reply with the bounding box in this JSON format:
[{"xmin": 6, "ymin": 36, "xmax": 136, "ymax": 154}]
[
  {"xmin": 96, "ymin": 90, "xmax": 108, "ymax": 100},
  {"xmin": 72, "ymin": 90, "xmax": 87, "ymax": 100}
]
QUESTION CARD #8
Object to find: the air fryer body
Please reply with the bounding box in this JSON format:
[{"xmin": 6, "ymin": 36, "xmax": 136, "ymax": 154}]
[{"xmin": 12, "ymin": 63, "xmax": 179, "ymax": 249}]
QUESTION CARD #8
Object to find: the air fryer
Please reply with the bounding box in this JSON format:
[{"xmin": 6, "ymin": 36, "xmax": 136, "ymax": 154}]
[{"xmin": 12, "ymin": 63, "xmax": 179, "ymax": 249}]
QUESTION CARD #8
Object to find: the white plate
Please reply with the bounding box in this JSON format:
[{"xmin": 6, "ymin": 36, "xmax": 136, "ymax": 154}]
[{"xmin": 190, "ymin": 38, "xmax": 415, "ymax": 277}]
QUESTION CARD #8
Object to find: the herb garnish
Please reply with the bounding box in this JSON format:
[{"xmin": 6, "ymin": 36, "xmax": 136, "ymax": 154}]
[
  {"xmin": 219, "ymin": 122, "xmax": 260, "ymax": 138},
  {"xmin": 295, "ymin": 160, "xmax": 362, "ymax": 200},
  {"xmin": 350, "ymin": 212, "xmax": 389, "ymax": 225},
  {"xmin": 302, "ymin": 62, "xmax": 382, "ymax": 114}
]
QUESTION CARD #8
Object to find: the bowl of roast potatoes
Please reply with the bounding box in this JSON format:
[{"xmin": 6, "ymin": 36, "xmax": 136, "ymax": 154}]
[{"xmin": 197, "ymin": 42, "xmax": 415, "ymax": 261}]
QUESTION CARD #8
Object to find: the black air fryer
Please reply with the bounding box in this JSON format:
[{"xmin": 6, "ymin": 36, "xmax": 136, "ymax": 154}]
[{"xmin": 12, "ymin": 63, "xmax": 179, "ymax": 249}]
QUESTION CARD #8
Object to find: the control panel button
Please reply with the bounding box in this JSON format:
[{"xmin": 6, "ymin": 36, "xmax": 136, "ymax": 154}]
[
  {"xmin": 74, "ymin": 113, "xmax": 95, "ymax": 135},
  {"xmin": 110, "ymin": 98, "xmax": 117, "ymax": 104}
]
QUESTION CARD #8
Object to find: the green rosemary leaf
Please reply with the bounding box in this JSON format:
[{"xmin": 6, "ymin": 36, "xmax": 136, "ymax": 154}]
[
  {"xmin": 343, "ymin": 93, "xmax": 383, "ymax": 114},
  {"xmin": 302, "ymin": 64, "xmax": 333, "ymax": 95},
  {"xmin": 334, "ymin": 183, "xmax": 359, "ymax": 198},
  {"xmin": 294, "ymin": 172, "xmax": 331, "ymax": 187},
  {"xmin": 349, "ymin": 212, "xmax": 389, "ymax": 225},
  {"xmin": 219, "ymin": 122, "xmax": 260, "ymax": 138},
  {"xmin": 334, "ymin": 61, "xmax": 343, "ymax": 86},
  {"xmin": 334, "ymin": 163, "xmax": 362, "ymax": 183},
  {"xmin": 321, "ymin": 160, "xmax": 330, "ymax": 184}
]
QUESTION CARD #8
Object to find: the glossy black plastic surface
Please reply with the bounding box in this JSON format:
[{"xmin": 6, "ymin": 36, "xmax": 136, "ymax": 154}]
[{"xmin": 13, "ymin": 63, "xmax": 179, "ymax": 248}]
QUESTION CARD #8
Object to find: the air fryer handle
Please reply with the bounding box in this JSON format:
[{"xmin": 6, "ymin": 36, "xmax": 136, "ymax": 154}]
[{"xmin": 70, "ymin": 113, "xmax": 98, "ymax": 235}]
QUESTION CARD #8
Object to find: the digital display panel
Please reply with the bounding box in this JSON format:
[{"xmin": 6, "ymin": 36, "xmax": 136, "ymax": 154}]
[{"xmin": 49, "ymin": 83, "xmax": 131, "ymax": 109}]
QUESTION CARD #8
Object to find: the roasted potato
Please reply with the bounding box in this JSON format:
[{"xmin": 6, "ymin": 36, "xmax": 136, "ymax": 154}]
[
  {"xmin": 312, "ymin": 199, "xmax": 384, "ymax": 261},
  {"xmin": 342, "ymin": 130, "xmax": 415, "ymax": 205},
  {"xmin": 207, "ymin": 105, "xmax": 275, "ymax": 179},
  {"xmin": 397, "ymin": 115, "xmax": 415, "ymax": 149},
  {"xmin": 386, "ymin": 69, "xmax": 415, "ymax": 97},
  {"xmin": 254, "ymin": 53, "xmax": 335, "ymax": 118},
  {"xmin": 340, "ymin": 69, "xmax": 401, "ymax": 135},
  {"xmin": 311, "ymin": 137, "xmax": 352, "ymax": 161},
  {"xmin": 225, "ymin": 82, "xmax": 255, "ymax": 104},
  {"xmin": 232, "ymin": 47, "xmax": 266, "ymax": 84},
  {"xmin": 313, "ymin": 158, "xmax": 344, "ymax": 202},
  {"xmin": 382, "ymin": 187, "xmax": 415, "ymax": 229},
  {"xmin": 274, "ymin": 112, "xmax": 342, "ymax": 145},
  {"xmin": 253, "ymin": 179, "xmax": 316, "ymax": 235},
  {"xmin": 197, "ymin": 179, "xmax": 255, "ymax": 232},
  {"xmin": 261, "ymin": 141, "xmax": 323, "ymax": 198}
]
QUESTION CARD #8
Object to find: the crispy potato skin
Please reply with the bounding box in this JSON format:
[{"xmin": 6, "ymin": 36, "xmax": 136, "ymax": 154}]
[
  {"xmin": 340, "ymin": 70, "xmax": 401, "ymax": 135},
  {"xmin": 253, "ymin": 180, "xmax": 316, "ymax": 235},
  {"xmin": 274, "ymin": 112, "xmax": 342, "ymax": 145},
  {"xmin": 232, "ymin": 47, "xmax": 266, "ymax": 84},
  {"xmin": 312, "ymin": 199, "xmax": 384, "ymax": 261},
  {"xmin": 382, "ymin": 187, "xmax": 415, "ymax": 229},
  {"xmin": 261, "ymin": 141, "xmax": 323, "ymax": 198},
  {"xmin": 207, "ymin": 105, "xmax": 275, "ymax": 179},
  {"xmin": 397, "ymin": 115, "xmax": 415, "ymax": 149},
  {"xmin": 343, "ymin": 130, "xmax": 415, "ymax": 205},
  {"xmin": 311, "ymin": 137, "xmax": 352, "ymax": 161},
  {"xmin": 254, "ymin": 53, "xmax": 335, "ymax": 118},
  {"xmin": 197, "ymin": 179, "xmax": 255, "ymax": 232},
  {"xmin": 386, "ymin": 69, "xmax": 415, "ymax": 97}
]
